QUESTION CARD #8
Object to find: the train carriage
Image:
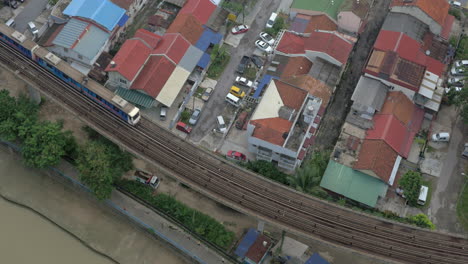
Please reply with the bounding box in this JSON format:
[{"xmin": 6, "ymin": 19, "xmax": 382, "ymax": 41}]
[{"xmin": 0, "ymin": 23, "xmax": 140, "ymax": 125}]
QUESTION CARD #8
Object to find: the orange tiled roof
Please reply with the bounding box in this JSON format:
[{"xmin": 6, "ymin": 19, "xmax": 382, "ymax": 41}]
[
  {"xmin": 280, "ymin": 57, "xmax": 313, "ymax": 79},
  {"xmin": 390, "ymin": 0, "xmax": 449, "ymax": 27},
  {"xmin": 304, "ymin": 15, "xmax": 338, "ymax": 33},
  {"xmin": 282, "ymin": 75, "xmax": 332, "ymax": 106},
  {"xmin": 354, "ymin": 139, "xmax": 398, "ymax": 183},
  {"xmin": 379, "ymin": 91, "xmax": 415, "ymax": 126},
  {"xmin": 166, "ymin": 14, "xmax": 204, "ymax": 45},
  {"xmin": 250, "ymin": 117, "xmax": 293, "ymax": 146},
  {"xmin": 274, "ymin": 80, "xmax": 308, "ymax": 111}
]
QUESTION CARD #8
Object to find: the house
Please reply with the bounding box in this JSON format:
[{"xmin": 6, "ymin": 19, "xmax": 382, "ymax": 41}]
[
  {"xmin": 389, "ymin": 0, "xmax": 454, "ymax": 39},
  {"xmin": 320, "ymin": 160, "xmax": 388, "ymax": 207},
  {"xmin": 364, "ymin": 30, "xmax": 445, "ymax": 113},
  {"xmin": 44, "ymin": 0, "xmax": 129, "ymax": 74},
  {"xmin": 234, "ymin": 228, "xmax": 273, "ymax": 264},
  {"xmin": 276, "ymin": 30, "xmax": 354, "ymax": 67},
  {"xmin": 290, "ymin": 14, "xmax": 338, "ymax": 34},
  {"xmin": 111, "ymin": 0, "xmax": 149, "ymax": 25},
  {"xmin": 247, "ymin": 79, "xmax": 329, "ymax": 171},
  {"xmin": 337, "ymin": 0, "xmax": 371, "ymax": 34}
]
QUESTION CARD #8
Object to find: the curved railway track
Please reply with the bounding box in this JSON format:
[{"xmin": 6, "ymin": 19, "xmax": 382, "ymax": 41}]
[{"xmin": 0, "ymin": 42, "xmax": 467, "ymax": 264}]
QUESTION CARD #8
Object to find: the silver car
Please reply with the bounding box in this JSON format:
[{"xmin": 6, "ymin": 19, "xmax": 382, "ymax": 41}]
[
  {"xmin": 255, "ymin": 40, "xmax": 273, "ymax": 53},
  {"xmin": 189, "ymin": 108, "xmax": 201, "ymax": 125}
]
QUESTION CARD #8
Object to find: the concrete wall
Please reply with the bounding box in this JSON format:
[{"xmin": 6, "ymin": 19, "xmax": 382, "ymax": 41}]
[
  {"xmin": 305, "ymin": 50, "xmax": 342, "ymax": 67},
  {"xmin": 107, "ymin": 71, "xmax": 131, "ymax": 89},
  {"xmin": 390, "ymin": 6, "xmax": 442, "ymax": 36},
  {"xmin": 338, "ymin": 11, "xmax": 361, "ymax": 34}
]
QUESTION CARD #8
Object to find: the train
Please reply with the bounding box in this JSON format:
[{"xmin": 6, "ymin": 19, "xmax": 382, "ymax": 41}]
[{"xmin": 0, "ymin": 23, "xmax": 141, "ymax": 125}]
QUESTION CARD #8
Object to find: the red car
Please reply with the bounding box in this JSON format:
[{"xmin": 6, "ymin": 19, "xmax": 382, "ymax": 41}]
[
  {"xmin": 176, "ymin": 121, "xmax": 192, "ymax": 134},
  {"xmin": 231, "ymin": 25, "xmax": 249, "ymax": 35},
  {"xmin": 226, "ymin": 150, "xmax": 247, "ymax": 161}
]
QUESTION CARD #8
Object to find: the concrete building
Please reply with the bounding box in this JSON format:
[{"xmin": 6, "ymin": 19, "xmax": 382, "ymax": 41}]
[{"xmin": 337, "ymin": 0, "xmax": 371, "ymax": 34}]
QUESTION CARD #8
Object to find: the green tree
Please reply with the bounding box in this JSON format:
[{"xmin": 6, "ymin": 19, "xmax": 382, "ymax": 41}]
[
  {"xmin": 454, "ymin": 86, "xmax": 468, "ymax": 123},
  {"xmin": 21, "ymin": 121, "xmax": 69, "ymax": 168},
  {"xmin": 399, "ymin": 171, "xmax": 423, "ymax": 206},
  {"xmin": 0, "ymin": 94, "xmax": 38, "ymax": 141},
  {"xmin": 408, "ymin": 214, "xmax": 435, "ymax": 230},
  {"xmin": 265, "ymin": 16, "xmax": 286, "ymax": 37},
  {"xmin": 244, "ymin": 160, "xmax": 289, "ymax": 184},
  {"xmin": 77, "ymin": 142, "xmax": 114, "ymax": 200},
  {"xmin": 288, "ymin": 165, "xmax": 321, "ymax": 193}
]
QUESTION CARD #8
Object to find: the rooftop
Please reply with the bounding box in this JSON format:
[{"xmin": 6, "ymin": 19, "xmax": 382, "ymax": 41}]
[
  {"xmin": 166, "ymin": 13, "xmax": 204, "ymax": 45},
  {"xmin": 178, "ymin": 0, "xmax": 217, "ymax": 25},
  {"xmin": 290, "ymin": 14, "xmax": 338, "ymax": 33},
  {"xmin": 130, "ymin": 55, "xmax": 176, "ymax": 98},
  {"xmin": 279, "ymin": 56, "xmax": 313, "ymax": 79},
  {"xmin": 63, "ymin": 0, "xmax": 126, "ymax": 31},
  {"xmin": 390, "ymin": 0, "xmax": 449, "ymax": 27},
  {"xmin": 105, "ymin": 39, "xmax": 151, "ymax": 81},
  {"xmin": 245, "ymin": 233, "xmax": 272, "ymax": 263},
  {"xmin": 320, "ymin": 160, "xmax": 388, "ymax": 207},
  {"xmin": 382, "ymin": 12, "xmax": 428, "ymax": 42},
  {"xmin": 282, "ymin": 74, "xmax": 332, "ymax": 106},
  {"xmin": 332, "ymin": 122, "xmax": 366, "ymax": 167},
  {"xmin": 152, "ymin": 33, "xmax": 191, "ymax": 64},
  {"xmin": 351, "ymin": 76, "xmax": 389, "ymax": 113}
]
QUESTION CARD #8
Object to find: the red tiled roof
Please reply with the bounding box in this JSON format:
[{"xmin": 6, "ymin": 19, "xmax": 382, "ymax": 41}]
[
  {"xmin": 304, "ymin": 31, "xmax": 353, "ymax": 64},
  {"xmin": 282, "ymin": 75, "xmax": 332, "ymax": 106},
  {"xmin": 166, "ymin": 14, "xmax": 204, "ymax": 45},
  {"xmin": 297, "ymin": 149, "xmax": 306, "ymax": 160},
  {"xmin": 274, "ymin": 80, "xmax": 308, "ymax": 111},
  {"xmin": 111, "ymin": 0, "xmax": 133, "ymax": 10},
  {"xmin": 354, "ymin": 139, "xmax": 399, "ymax": 183},
  {"xmin": 105, "ymin": 39, "xmax": 151, "ymax": 81},
  {"xmin": 390, "ymin": 0, "xmax": 449, "ymax": 27},
  {"xmin": 250, "ymin": 117, "xmax": 293, "ymax": 146},
  {"xmin": 277, "ymin": 31, "xmax": 305, "ymax": 54},
  {"xmin": 134, "ymin": 29, "xmax": 162, "ymax": 49},
  {"xmin": 280, "ymin": 57, "xmax": 313, "ymax": 79},
  {"xmin": 152, "ymin": 33, "xmax": 190, "ymax": 64},
  {"xmin": 245, "ymin": 234, "xmax": 272, "ymax": 263},
  {"xmin": 309, "ymin": 126, "xmax": 316, "ymax": 134},
  {"xmin": 441, "ymin": 14, "xmax": 454, "ymax": 40},
  {"xmin": 379, "ymin": 91, "xmax": 416, "ymax": 126},
  {"xmin": 130, "ymin": 55, "xmax": 176, "ymax": 98},
  {"xmin": 179, "ymin": 0, "xmax": 216, "ymax": 25},
  {"xmin": 304, "ymin": 15, "xmax": 338, "ymax": 33},
  {"xmin": 374, "ymin": 30, "xmax": 444, "ymax": 75}
]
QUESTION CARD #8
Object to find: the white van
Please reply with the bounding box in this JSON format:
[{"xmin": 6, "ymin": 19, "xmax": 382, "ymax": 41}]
[
  {"xmin": 266, "ymin": 12, "xmax": 277, "ymax": 28},
  {"xmin": 417, "ymin": 185, "xmax": 429, "ymax": 205},
  {"xmin": 225, "ymin": 93, "xmax": 241, "ymax": 107},
  {"xmin": 216, "ymin": 115, "xmax": 227, "ymax": 133},
  {"xmin": 5, "ymin": 18, "xmax": 15, "ymax": 28},
  {"xmin": 159, "ymin": 106, "xmax": 167, "ymax": 121}
]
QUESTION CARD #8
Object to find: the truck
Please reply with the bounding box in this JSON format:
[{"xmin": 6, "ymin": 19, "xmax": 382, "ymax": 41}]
[
  {"xmin": 133, "ymin": 170, "xmax": 160, "ymax": 189},
  {"xmin": 237, "ymin": 56, "xmax": 250, "ymax": 74}
]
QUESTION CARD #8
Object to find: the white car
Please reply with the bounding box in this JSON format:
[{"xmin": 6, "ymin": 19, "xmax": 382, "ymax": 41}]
[
  {"xmin": 235, "ymin": 76, "xmax": 253, "ymax": 88},
  {"xmin": 231, "ymin": 24, "xmax": 249, "ymax": 34},
  {"xmin": 455, "ymin": 60, "xmax": 468, "ymax": 68},
  {"xmin": 255, "ymin": 40, "xmax": 273, "ymax": 53},
  {"xmin": 28, "ymin": 21, "xmax": 38, "ymax": 35},
  {"xmin": 431, "ymin": 132, "xmax": 450, "ymax": 142},
  {"xmin": 259, "ymin": 32, "xmax": 275, "ymax": 45},
  {"xmin": 451, "ymin": 66, "xmax": 466, "ymax": 76}
]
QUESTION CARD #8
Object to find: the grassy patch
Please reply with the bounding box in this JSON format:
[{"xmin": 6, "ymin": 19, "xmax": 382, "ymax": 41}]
[
  {"xmin": 207, "ymin": 54, "xmax": 230, "ymax": 79},
  {"xmin": 194, "ymin": 87, "xmax": 204, "ymax": 98},
  {"xmin": 180, "ymin": 110, "xmax": 191, "ymax": 123},
  {"xmin": 457, "ymin": 180, "xmax": 468, "ymax": 230},
  {"xmin": 455, "ymin": 35, "xmax": 468, "ymax": 60},
  {"xmin": 244, "ymin": 66, "xmax": 257, "ymax": 80}
]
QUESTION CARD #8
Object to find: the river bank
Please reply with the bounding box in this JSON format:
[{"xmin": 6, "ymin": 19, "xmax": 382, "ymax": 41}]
[{"xmin": 0, "ymin": 144, "xmax": 188, "ymax": 264}]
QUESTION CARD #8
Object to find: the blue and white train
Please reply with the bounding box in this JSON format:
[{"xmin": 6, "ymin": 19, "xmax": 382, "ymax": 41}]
[{"xmin": 0, "ymin": 23, "xmax": 140, "ymax": 125}]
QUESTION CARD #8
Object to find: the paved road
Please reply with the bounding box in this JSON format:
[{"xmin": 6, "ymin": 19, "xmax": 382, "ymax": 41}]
[
  {"xmin": 429, "ymin": 109, "xmax": 468, "ymax": 233},
  {"xmin": 13, "ymin": 0, "xmax": 48, "ymax": 33},
  {"xmin": 312, "ymin": 0, "xmax": 392, "ymax": 152},
  {"xmin": 190, "ymin": 0, "xmax": 282, "ymax": 142}
]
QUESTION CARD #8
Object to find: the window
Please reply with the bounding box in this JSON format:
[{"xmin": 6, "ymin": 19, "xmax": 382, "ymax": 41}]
[{"xmin": 119, "ymin": 79, "xmax": 127, "ymax": 84}]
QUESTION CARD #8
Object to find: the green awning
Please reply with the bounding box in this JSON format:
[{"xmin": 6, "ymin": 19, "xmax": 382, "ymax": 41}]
[
  {"xmin": 115, "ymin": 88, "xmax": 155, "ymax": 109},
  {"xmin": 320, "ymin": 160, "xmax": 388, "ymax": 207}
]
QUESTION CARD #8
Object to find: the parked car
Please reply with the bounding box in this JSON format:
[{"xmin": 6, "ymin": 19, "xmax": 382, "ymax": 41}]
[
  {"xmin": 462, "ymin": 143, "xmax": 468, "ymax": 158},
  {"xmin": 455, "ymin": 60, "xmax": 468, "ymax": 68},
  {"xmin": 235, "ymin": 111, "xmax": 249, "ymax": 130},
  {"xmin": 431, "ymin": 132, "xmax": 450, "ymax": 142},
  {"xmin": 159, "ymin": 106, "xmax": 167, "ymax": 121},
  {"xmin": 226, "ymin": 150, "xmax": 247, "ymax": 161},
  {"xmin": 231, "ymin": 24, "xmax": 249, "ymax": 34},
  {"xmin": 451, "ymin": 66, "xmax": 466, "ymax": 76},
  {"xmin": 450, "ymin": 1, "xmax": 462, "ymax": 7},
  {"xmin": 266, "ymin": 12, "xmax": 277, "ymax": 28},
  {"xmin": 251, "ymin": 55, "xmax": 264, "ymax": 68},
  {"xmin": 255, "ymin": 40, "xmax": 273, "ymax": 53},
  {"xmin": 133, "ymin": 170, "xmax": 160, "ymax": 189},
  {"xmin": 230, "ymin": 86, "xmax": 246, "ymax": 98},
  {"xmin": 448, "ymin": 77, "xmax": 464, "ymax": 86},
  {"xmin": 235, "ymin": 76, "xmax": 253, "ymax": 88},
  {"xmin": 216, "ymin": 115, "xmax": 227, "ymax": 133},
  {"xmin": 201, "ymin": 87, "xmax": 213, "ymax": 102},
  {"xmin": 259, "ymin": 32, "xmax": 275, "ymax": 45},
  {"xmin": 28, "ymin": 21, "xmax": 39, "ymax": 35},
  {"xmin": 4, "ymin": 0, "xmax": 19, "ymax": 9},
  {"xmin": 237, "ymin": 56, "xmax": 250, "ymax": 74},
  {"xmin": 189, "ymin": 108, "xmax": 201, "ymax": 125},
  {"xmin": 176, "ymin": 121, "xmax": 192, "ymax": 134}
]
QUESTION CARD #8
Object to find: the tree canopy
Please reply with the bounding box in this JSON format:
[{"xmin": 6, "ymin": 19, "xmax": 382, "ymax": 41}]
[
  {"xmin": 399, "ymin": 171, "xmax": 422, "ymax": 206},
  {"xmin": 454, "ymin": 86, "xmax": 468, "ymax": 124}
]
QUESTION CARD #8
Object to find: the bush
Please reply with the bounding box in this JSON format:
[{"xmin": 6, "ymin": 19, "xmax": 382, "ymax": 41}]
[
  {"xmin": 399, "ymin": 171, "xmax": 422, "ymax": 206},
  {"xmin": 243, "ymin": 160, "xmax": 289, "ymax": 185},
  {"xmin": 449, "ymin": 9, "xmax": 462, "ymax": 20},
  {"xmin": 117, "ymin": 180, "xmax": 235, "ymax": 248},
  {"xmin": 264, "ymin": 16, "xmax": 286, "ymax": 37},
  {"xmin": 408, "ymin": 214, "xmax": 435, "ymax": 230}
]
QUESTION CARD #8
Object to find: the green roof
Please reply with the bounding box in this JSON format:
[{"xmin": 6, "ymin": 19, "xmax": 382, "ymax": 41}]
[
  {"xmin": 115, "ymin": 88, "xmax": 155, "ymax": 109},
  {"xmin": 291, "ymin": 0, "xmax": 345, "ymax": 19},
  {"xmin": 320, "ymin": 160, "xmax": 388, "ymax": 207}
]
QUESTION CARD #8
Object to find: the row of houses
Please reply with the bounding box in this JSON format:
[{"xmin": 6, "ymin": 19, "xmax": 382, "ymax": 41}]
[{"xmin": 319, "ymin": 0, "xmax": 455, "ymax": 207}]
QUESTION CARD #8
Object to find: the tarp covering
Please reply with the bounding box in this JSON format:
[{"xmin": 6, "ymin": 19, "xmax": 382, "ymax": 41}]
[{"xmin": 234, "ymin": 228, "xmax": 259, "ymax": 258}]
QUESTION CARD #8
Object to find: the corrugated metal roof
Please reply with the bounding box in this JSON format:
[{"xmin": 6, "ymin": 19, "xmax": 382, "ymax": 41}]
[
  {"xmin": 320, "ymin": 160, "xmax": 388, "ymax": 207},
  {"xmin": 234, "ymin": 228, "xmax": 259, "ymax": 258},
  {"xmin": 195, "ymin": 27, "xmax": 223, "ymax": 52},
  {"xmin": 53, "ymin": 18, "xmax": 88, "ymax": 48},
  {"xmin": 179, "ymin": 45, "xmax": 203, "ymax": 72},
  {"xmin": 63, "ymin": 0, "xmax": 126, "ymax": 31},
  {"xmin": 74, "ymin": 24, "xmax": 110, "ymax": 60},
  {"xmin": 305, "ymin": 253, "xmax": 329, "ymax": 264},
  {"xmin": 115, "ymin": 87, "xmax": 155, "ymax": 108},
  {"xmin": 197, "ymin": 52, "xmax": 211, "ymax": 69},
  {"xmin": 351, "ymin": 76, "xmax": 389, "ymax": 112}
]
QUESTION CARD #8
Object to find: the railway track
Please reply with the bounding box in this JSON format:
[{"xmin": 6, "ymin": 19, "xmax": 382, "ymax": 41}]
[{"xmin": 0, "ymin": 42, "xmax": 467, "ymax": 264}]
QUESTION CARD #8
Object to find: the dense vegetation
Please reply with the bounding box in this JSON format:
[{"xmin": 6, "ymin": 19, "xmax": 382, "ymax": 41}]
[
  {"xmin": 265, "ymin": 16, "xmax": 285, "ymax": 37},
  {"xmin": 453, "ymin": 86, "xmax": 468, "ymax": 124},
  {"xmin": 117, "ymin": 179, "xmax": 235, "ymax": 248},
  {"xmin": 399, "ymin": 171, "xmax": 423, "ymax": 206},
  {"xmin": 207, "ymin": 44, "xmax": 231, "ymax": 79}
]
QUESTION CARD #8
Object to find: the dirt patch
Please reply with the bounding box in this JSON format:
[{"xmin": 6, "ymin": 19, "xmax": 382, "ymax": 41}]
[{"xmin": 0, "ymin": 67, "xmax": 28, "ymax": 97}]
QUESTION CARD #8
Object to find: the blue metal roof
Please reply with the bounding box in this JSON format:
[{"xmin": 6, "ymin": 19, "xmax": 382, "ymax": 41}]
[
  {"xmin": 63, "ymin": 0, "xmax": 126, "ymax": 31},
  {"xmin": 197, "ymin": 52, "xmax": 211, "ymax": 69},
  {"xmin": 195, "ymin": 27, "xmax": 223, "ymax": 52},
  {"xmin": 118, "ymin": 14, "xmax": 129, "ymax": 27},
  {"xmin": 234, "ymin": 228, "xmax": 259, "ymax": 258},
  {"xmin": 53, "ymin": 18, "xmax": 88, "ymax": 48},
  {"xmin": 305, "ymin": 253, "xmax": 329, "ymax": 264},
  {"xmin": 253, "ymin": 74, "xmax": 279, "ymax": 99}
]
